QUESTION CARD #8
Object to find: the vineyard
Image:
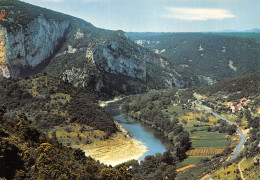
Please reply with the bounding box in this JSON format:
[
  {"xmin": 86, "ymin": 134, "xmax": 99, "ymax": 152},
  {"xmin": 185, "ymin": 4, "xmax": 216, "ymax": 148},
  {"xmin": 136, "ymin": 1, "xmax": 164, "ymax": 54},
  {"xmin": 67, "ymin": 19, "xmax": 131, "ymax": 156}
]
[{"xmin": 189, "ymin": 148, "xmax": 224, "ymax": 156}]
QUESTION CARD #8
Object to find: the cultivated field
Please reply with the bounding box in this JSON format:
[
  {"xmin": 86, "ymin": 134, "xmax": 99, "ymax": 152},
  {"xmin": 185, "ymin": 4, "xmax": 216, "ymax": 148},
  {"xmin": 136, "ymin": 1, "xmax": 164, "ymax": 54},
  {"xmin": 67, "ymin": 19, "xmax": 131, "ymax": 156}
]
[{"xmin": 189, "ymin": 148, "xmax": 223, "ymax": 156}]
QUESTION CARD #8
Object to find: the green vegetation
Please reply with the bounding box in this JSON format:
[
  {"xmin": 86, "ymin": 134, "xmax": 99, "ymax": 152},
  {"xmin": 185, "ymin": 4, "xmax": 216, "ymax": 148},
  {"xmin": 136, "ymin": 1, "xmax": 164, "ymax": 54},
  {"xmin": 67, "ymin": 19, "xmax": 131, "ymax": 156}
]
[
  {"xmin": 212, "ymin": 155, "xmax": 260, "ymax": 180},
  {"xmin": 121, "ymin": 88, "xmax": 237, "ymax": 179},
  {"xmin": 195, "ymin": 71, "xmax": 260, "ymax": 180},
  {"xmin": 240, "ymin": 156, "xmax": 260, "ymax": 180},
  {"xmin": 121, "ymin": 89, "xmax": 193, "ymax": 161},
  {"xmin": 198, "ymin": 71, "xmax": 260, "ymax": 100},
  {"xmin": 0, "ymin": 0, "xmax": 191, "ymax": 99},
  {"xmin": 0, "ymin": 75, "xmax": 183, "ymax": 179},
  {"xmin": 0, "ymin": 106, "xmax": 132, "ymax": 180},
  {"xmin": 0, "ymin": 74, "xmax": 118, "ymax": 142},
  {"xmin": 176, "ymin": 147, "xmax": 234, "ymax": 180},
  {"xmin": 124, "ymin": 152, "xmax": 177, "ymax": 179},
  {"xmin": 219, "ymin": 32, "xmax": 260, "ymax": 40},
  {"xmin": 190, "ymin": 131, "xmax": 229, "ymax": 148},
  {"xmin": 197, "ymin": 71, "xmax": 260, "ymax": 158},
  {"xmin": 177, "ymin": 156, "xmax": 208, "ymax": 168},
  {"xmin": 128, "ymin": 32, "xmax": 260, "ymax": 83},
  {"xmin": 120, "ymin": 87, "xmax": 242, "ymax": 179}
]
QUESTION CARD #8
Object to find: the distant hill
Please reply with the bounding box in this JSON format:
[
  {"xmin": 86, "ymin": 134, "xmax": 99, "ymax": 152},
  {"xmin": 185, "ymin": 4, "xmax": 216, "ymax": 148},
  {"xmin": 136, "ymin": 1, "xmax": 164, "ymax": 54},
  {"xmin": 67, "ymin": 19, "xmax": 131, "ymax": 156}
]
[
  {"xmin": 244, "ymin": 28, "xmax": 260, "ymax": 33},
  {"xmin": 215, "ymin": 28, "xmax": 260, "ymax": 33},
  {"xmin": 197, "ymin": 71, "xmax": 260, "ymax": 100},
  {"xmin": 127, "ymin": 32, "xmax": 260, "ymax": 84}
]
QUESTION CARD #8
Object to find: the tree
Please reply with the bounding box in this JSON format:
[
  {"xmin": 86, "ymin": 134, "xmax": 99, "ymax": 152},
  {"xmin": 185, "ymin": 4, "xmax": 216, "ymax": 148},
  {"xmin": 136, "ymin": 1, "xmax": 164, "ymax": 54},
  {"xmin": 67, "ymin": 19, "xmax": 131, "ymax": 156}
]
[
  {"xmin": 99, "ymin": 168, "xmax": 121, "ymax": 179},
  {"xmin": 235, "ymin": 118, "xmax": 241, "ymax": 126},
  {"xmin": 177, "ymin": 131, "xmax": 191, "ymax": 151},
  {"xmin": 0, "ymin": 105, "xmax": 7, "ymax": 117},
  {"xmin": 162, "ymin": 151, "xmax": 175, "ymax": 165},
  {"xmin": 181, "ymin": 119, "xmax": 188, "ymax": 125},
  {"xmin": 121, "ymin": 102, "xmax": 130, "ymax": 112},
  {"xmin": 0, "ymin": 138, "xmax": 24, "ymax": 179},
  {"xmin": 73, "ymin": 148, "xmax": 85, "ymax": 161},
  {"xmin": 163, "ymin": 165, "xmax": 176, "ymax": 180},
  {"xmin": 34, "ymin": 143, "xmax": 74, "ymax": 179}
]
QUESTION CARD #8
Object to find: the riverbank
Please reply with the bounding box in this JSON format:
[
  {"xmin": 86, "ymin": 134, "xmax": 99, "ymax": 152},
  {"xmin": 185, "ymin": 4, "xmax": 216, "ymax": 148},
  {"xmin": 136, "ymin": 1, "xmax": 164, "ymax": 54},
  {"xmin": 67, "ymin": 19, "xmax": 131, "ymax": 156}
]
[
  {"xmin": 77, "ymin": 132, "xmax": 147, "ymax": 166},
  {"xmin": 73, "ymin": 97, "xmax": 147, "ymax": 166}
]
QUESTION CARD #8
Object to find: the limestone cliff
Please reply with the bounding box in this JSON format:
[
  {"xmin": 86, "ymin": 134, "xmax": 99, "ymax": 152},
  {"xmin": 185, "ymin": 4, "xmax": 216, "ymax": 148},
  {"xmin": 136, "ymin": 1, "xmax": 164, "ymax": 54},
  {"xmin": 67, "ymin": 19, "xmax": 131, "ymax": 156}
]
[
  {"xmin": 60, "ymin": 34, "xmax": 187, "ymax": 96},
  {"xmin": 93, "ymin": 39, "xmax": 146, "ymax": 79},
  {"xmin": 0, "ymin": 15, "xmax": 69, "ymax": 77}
]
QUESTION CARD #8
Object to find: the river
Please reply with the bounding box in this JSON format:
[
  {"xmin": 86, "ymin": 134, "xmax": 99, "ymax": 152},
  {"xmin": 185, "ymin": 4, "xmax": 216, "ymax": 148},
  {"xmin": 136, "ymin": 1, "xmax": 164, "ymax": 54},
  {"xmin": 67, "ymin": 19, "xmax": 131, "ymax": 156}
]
[{"xmin": 104, "ymin": 99, "xmax": 171, "ymax": 160}]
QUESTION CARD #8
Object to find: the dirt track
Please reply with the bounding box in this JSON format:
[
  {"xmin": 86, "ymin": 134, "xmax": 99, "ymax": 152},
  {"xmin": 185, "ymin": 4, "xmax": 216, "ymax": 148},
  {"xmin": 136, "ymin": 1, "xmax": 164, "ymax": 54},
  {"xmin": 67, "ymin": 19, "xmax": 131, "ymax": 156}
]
[{"xmin": 176, "ymin": 165, "xmax": 196, "ymax": 172}]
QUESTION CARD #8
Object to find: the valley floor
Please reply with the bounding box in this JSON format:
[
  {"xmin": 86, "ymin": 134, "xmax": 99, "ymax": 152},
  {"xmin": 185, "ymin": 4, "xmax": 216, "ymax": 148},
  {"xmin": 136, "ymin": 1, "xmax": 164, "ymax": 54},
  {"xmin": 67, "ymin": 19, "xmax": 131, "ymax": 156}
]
[{"xmin": 76, "ymin": 132, "xmax": 147, "ymax": 166}]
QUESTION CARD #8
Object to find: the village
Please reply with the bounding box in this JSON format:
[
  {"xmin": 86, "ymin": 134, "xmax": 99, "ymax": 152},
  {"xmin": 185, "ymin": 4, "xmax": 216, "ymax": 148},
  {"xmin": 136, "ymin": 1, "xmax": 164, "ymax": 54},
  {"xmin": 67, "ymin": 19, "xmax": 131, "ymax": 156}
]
[{"xmin": 228, "ymin": 98, "xmax": 251, "ymax": 113}]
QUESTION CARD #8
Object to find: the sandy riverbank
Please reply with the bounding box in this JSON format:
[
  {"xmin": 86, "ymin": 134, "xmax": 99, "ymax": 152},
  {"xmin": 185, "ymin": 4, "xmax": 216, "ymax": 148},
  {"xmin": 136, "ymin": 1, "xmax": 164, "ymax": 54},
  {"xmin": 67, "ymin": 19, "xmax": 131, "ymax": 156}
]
[
  {"xmin": 76, "ymin": 132, "xmax": 147, "ymax": 166},
  {"xmin": 89, "ymin": 96, "xmax": 147, "ymax": 166},
  {"xmin": 99, "ymin": 97, "xmax": 123, "ymax": 107}
]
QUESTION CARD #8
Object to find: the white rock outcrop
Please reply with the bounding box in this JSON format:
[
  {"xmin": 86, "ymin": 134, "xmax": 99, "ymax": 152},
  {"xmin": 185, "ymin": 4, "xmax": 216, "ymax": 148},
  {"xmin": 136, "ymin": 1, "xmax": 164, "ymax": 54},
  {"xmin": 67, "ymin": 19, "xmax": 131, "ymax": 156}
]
[
  {"xmin": 0, "ymin": 15, "xmax": 69, "ymax": 77},
  {"xmin": 93, "ymin": 40, "xmax": 147, "ymax": 79}
]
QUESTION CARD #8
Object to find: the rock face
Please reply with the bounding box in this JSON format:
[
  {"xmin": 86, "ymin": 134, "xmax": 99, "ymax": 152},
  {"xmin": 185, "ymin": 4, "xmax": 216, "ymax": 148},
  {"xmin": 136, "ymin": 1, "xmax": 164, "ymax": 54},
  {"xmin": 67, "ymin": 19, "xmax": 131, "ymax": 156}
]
[
  {"xmin": 61, "ymin": 35, "xmax": 187, "ymax": 95},
  {"xmin": 93, "ymin": 40, "xmax": 146, "ymax": 80},
  {"xmin": 0, "ymin": 15, "xmax": 69, "ymax": 77}
]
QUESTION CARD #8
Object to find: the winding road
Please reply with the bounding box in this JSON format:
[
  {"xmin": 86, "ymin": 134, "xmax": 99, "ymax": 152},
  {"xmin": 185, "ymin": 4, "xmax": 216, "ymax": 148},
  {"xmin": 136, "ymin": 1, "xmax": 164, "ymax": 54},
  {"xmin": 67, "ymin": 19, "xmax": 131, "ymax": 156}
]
[{"xmin": 193, "ymin": 93, "xmax": 246, "ymax": 179}]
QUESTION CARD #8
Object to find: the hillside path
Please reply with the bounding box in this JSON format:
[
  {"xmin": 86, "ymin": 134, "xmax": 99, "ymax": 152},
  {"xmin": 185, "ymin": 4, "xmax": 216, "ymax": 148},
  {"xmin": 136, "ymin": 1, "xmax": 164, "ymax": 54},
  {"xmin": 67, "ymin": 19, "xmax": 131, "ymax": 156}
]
[{"xmin": 238, "ymin": 158, "xmax": 245, "ymax": 180}]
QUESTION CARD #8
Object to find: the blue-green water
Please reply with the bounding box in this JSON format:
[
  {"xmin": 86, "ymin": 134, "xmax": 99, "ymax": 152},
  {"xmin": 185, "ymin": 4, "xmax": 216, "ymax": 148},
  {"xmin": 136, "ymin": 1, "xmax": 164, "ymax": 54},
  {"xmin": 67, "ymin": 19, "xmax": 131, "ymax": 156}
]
[{"xmin": 105, "ymin": 100, "xmax": 170, "ymax": 160}]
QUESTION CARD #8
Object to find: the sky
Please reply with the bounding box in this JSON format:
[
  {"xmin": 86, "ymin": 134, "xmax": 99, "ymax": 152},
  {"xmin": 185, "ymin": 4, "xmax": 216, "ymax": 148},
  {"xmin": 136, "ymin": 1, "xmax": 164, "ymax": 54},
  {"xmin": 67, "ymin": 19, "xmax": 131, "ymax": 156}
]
[{"xmin": 21, "ymin": 0, "xmax": 260, "ymax": 32}]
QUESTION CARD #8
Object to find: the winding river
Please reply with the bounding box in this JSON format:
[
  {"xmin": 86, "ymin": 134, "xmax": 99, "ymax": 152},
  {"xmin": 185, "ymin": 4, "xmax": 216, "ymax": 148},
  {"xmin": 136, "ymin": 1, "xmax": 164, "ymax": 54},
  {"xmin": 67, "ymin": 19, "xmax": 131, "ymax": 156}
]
[{"xmin": 104, "ymin": 99, "xmax": 171, "ymax": 160}]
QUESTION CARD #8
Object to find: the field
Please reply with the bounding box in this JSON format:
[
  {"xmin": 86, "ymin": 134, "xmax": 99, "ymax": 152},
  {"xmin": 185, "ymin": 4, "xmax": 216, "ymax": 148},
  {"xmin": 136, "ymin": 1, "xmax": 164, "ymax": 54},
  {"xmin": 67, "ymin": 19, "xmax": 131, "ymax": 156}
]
[
  {"xmin": 176, "ymin": 110, "xmax": 232, "ymax": 171},
  {"xmin": 164, "ymin": 104, "xmax": 234, "ymax": 172},
  {"xmin": 180, "ymin": 111, "xmax": 219, "ymax": 125},
  {"xmin": 190, "ymin": 131, "xmax": 230, "ymax": 148},
  {"xmin": 177, "ymin": 156, "xmax": 210, "ymax": 168},
  {"xmin": 163, "ymin": 105, "xmax": 189, "ymax": 119},
  {"xmin": 189, "ymin": 148, "xmax": 223, "ymax": 156},
  {"xmin": 177, "ymin": 130, "xmax": 231, "ymax": 170}
]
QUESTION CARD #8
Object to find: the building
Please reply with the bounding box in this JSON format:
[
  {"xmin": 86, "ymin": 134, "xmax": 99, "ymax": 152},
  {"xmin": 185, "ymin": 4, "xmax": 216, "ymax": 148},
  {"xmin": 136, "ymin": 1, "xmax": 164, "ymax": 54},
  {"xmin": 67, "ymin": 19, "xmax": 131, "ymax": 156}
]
[{"xmin": 228, "ymin": 98, "xmax": 250, "ymax": 113}]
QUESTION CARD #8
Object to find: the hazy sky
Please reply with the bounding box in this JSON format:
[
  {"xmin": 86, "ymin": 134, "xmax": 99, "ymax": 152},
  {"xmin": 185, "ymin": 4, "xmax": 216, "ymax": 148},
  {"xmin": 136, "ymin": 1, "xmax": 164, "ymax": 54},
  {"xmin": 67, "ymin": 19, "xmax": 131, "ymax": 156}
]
[{"xmin": 22, "ymin": 0, "xmax": 260, "ymax": 32}]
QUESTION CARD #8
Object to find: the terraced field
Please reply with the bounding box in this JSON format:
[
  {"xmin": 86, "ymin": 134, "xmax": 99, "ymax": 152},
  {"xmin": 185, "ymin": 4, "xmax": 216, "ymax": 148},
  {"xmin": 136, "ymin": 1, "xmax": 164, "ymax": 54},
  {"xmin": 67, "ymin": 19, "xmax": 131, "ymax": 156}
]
[
  {"xmin": 190, "ymin": 131, "xmax": 230, "ymax": 148},
  {"xmin": 189, "ymin": 148, "xmax": 223, "ymax": 156}
]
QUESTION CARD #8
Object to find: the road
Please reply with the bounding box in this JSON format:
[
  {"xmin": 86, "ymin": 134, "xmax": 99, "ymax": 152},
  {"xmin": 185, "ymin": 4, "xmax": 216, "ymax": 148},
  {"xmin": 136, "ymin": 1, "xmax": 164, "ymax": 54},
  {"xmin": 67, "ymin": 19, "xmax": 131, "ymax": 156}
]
[
  {"xmin": 193, "ymin": 93, "xmax": 246, "ymax": 160},
  {"xmin": 193, "ymin": 93, "xmax": 246, "ymax": 179}
]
